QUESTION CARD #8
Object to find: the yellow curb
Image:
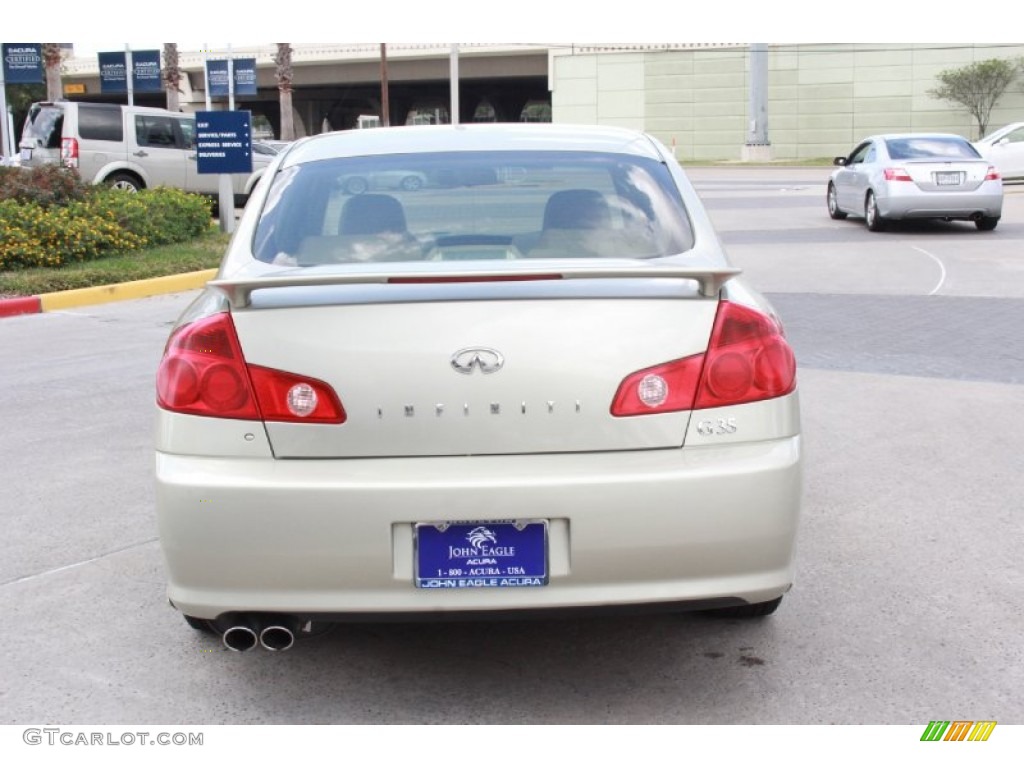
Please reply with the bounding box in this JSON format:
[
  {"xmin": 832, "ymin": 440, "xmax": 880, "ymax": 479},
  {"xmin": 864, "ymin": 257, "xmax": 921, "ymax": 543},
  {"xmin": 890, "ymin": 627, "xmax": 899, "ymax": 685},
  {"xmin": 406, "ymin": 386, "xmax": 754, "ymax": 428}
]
[{"xmin": 39, "ymin": 269, "xmax": 218, "ymax": 312}]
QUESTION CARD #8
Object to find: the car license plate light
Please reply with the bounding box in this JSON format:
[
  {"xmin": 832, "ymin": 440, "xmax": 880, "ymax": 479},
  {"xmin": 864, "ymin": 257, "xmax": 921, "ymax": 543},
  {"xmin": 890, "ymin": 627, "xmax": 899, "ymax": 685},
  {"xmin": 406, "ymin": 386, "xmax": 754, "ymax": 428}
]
[
  {"xmin": 415, "ymin": 520, "xmax": 548, "ymax": 588},
  {"xmin": 935, "ymin": 171, "xmax": 962, "ymax": 186}
]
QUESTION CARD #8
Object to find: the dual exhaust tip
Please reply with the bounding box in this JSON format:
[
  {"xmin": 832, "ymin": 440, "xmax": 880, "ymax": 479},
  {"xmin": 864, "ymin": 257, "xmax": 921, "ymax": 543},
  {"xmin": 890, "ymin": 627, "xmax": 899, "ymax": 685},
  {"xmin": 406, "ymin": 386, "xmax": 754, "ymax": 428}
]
[{"xmin": 222, "ymin": 616, "xmax": 299, "ymax": 652}]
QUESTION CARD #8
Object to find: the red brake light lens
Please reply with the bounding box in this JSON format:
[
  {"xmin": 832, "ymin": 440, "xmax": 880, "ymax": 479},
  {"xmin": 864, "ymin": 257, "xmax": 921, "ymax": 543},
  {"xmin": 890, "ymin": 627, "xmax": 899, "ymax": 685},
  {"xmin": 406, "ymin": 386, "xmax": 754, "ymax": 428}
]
[
  {"xmin": 156, "ymin": 313, "xmax": 346, "ymax": 424},
  {"xmin": 694, "ymin": 301, "xmax": 796, "ymax": 409},
  {"xmin": 884, "ymin": 167, "xmax": 912, "ymax": 182},
  {"xmin": 610, "ymin": 356, "xmax": 705, "ymax": 417},
  {"xmin": 610, "ymin": 301, "xmax": 796, "ymax": 417},
  {"xmin": 60, "ymin": 138, "xmax": 79, "ymax": 168},
  {"xmin": 249, "ymin": 366, "xmax": 346, "ymax": 424},
  {"xmin": 157, "ymin": 313, "xmax": 260, "ymax": 420},
  {"xmin": 985, "ymin": 166, "xmax": 1001, "ymax": 180}
]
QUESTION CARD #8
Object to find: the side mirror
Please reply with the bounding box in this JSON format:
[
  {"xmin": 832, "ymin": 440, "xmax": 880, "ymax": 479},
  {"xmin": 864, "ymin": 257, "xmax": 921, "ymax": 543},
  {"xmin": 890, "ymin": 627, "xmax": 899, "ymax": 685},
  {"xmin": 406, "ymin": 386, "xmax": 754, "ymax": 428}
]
[
  {"xmin": 833, "ymin": 157, "xmax": 848, "ymax": 167},
  {"xmin": 995, "ymin": 137, "xmax": 1010, "ymax": 147}
]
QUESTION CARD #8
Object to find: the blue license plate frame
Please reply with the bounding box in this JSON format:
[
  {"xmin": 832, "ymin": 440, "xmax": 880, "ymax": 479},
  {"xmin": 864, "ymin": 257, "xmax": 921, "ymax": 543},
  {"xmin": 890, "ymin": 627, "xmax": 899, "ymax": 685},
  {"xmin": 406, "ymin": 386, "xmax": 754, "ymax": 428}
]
[{"xmin": 415, "ymin": 520, "xmax": 548, "ymax": 589}]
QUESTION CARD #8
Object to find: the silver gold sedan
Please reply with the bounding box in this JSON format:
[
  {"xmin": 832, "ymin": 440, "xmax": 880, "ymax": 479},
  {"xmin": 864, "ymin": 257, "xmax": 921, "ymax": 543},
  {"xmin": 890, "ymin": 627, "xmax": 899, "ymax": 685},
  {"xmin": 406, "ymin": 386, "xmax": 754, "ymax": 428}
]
[
  {"xmin": 828, "ymin": 133, "xmax": 1003, "ymax": 231},
  {"xmin": 155, "ymin": 124, "xmax": 802, "ymax": 651}
]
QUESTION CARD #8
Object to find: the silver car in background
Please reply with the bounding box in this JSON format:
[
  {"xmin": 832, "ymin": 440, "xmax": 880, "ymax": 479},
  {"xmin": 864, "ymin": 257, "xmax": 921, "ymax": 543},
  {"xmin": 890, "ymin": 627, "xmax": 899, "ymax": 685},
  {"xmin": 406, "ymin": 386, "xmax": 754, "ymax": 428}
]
[
  {"xmin": 155, "ymin": 124, "xmax": 802, "ymax": 651},
  {"xmin": 827, "ymin": 133, "xmax": 1003, "ymax": 231}
]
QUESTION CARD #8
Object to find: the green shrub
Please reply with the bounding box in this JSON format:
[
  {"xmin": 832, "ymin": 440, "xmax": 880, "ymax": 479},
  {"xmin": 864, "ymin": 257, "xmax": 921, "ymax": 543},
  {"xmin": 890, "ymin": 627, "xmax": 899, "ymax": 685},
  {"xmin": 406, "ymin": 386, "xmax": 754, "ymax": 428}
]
[
  {"xmin": 0, "ymin": 187, "xmax": 212, "ymax": 270},
  {"xmin": 0, "ymin": 165, "xmax": 92, "ymax": 208},
  {"xmin": 84, "ymin": 187, "xmax": 212, "ymax": 246}
]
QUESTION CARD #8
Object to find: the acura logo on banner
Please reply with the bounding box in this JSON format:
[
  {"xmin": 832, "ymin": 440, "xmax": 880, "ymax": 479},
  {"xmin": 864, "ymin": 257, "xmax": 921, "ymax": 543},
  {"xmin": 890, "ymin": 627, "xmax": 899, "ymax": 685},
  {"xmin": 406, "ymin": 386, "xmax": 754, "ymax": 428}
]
[{"xmin": 2, "ymin": 43, "xmax": 43, "ymax": 84}]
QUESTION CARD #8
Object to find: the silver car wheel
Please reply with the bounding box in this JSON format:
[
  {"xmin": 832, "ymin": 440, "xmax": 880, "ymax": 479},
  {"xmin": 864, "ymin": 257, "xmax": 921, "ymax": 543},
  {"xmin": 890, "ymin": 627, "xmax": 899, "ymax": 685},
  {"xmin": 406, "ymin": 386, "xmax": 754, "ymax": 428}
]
[
  {"xmin": 827, "ymin": 183, "xmax": 847, "ymax": 220},
  {"xmin": 865, "ymin": 191, "xmax": 887, "ymax": 232},
  {"xmin": 107, "ymin": 173, "xmax": 141, "ymax": 193}
]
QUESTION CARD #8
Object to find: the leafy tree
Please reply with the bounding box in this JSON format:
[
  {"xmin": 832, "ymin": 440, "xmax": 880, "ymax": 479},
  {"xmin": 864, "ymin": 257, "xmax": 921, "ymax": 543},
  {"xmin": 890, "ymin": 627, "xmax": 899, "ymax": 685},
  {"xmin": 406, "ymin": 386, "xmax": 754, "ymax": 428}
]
[
  {"xmin": 274, "ymin": 44, "xmax": 295, "ymax": 141},
  {"xmin": 162, "ymin": 44, "xmax": 182, "ymax": 112},
  {"xmin": 928, "ymin": 58, "xmax": 1021, "ymax": 138}
]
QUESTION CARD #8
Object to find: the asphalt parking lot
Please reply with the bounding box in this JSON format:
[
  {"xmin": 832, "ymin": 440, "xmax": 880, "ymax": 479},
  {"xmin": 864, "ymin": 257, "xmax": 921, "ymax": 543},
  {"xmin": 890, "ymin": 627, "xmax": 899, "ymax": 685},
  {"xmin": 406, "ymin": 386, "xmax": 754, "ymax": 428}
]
[{"xmin": 1, "ymin": 168, "xmax": 1021, "ymax": 725}]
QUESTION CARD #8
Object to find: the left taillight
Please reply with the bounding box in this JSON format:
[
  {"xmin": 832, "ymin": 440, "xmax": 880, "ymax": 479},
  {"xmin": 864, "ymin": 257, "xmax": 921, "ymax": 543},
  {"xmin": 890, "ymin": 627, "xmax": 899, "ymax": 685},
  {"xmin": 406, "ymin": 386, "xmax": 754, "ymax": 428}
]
[{"xmin": 156, "ymin": 312, "xmax": 346, "ymax": 424}]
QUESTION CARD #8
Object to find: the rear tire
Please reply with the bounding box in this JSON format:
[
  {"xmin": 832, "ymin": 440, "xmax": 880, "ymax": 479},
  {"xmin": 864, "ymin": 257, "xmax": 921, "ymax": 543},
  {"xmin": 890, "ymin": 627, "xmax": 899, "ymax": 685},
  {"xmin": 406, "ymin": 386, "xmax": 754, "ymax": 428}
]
[
  {"xmin": 705, "ymin": 596, "xmax": 783, "ymax": 619},
  {"xmin": 827, "ymin": 183, "xmax": 847, "ymax": 219},
  {"xmin": 106, "ymin": 172, "xmax": 143, "ymax": 193},
  {"xmin": 975, "ymin": 216, "xmax": 999, "ymax": 231},
  {"xmin": 865, "ymin": 191, "xmax": 887, "ymax": 231}
]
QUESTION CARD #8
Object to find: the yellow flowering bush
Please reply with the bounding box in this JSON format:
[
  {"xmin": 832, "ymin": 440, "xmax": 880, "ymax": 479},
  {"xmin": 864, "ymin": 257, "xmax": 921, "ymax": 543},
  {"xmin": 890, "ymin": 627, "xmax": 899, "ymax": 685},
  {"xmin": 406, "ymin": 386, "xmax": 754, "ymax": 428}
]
[{"xmin": 0, "ymin": 186, "xmax": 211, "ymax": 270}]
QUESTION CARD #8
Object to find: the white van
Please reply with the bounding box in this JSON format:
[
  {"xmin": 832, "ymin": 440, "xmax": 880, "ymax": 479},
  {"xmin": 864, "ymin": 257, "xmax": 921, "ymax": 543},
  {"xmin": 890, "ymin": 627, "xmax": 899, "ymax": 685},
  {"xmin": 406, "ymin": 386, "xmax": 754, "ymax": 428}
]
[{"xmin": 18, "ymin": 101, "xmax": 272, "ymax": 206}]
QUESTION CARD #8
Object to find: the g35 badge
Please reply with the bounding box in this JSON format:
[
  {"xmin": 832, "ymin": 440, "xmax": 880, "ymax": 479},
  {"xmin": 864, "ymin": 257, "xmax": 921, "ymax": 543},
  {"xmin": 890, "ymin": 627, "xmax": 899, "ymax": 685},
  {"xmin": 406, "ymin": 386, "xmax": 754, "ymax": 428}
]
[{"xmin": 696, "ymin": 417, "xmax": 738, "ymax": 436}]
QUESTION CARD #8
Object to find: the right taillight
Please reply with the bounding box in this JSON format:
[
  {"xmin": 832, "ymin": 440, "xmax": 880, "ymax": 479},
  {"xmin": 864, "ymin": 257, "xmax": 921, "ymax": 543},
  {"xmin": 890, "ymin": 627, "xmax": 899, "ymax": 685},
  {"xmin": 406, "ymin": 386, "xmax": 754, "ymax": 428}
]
[
  {"xmin": 694, "ymin": 301, "xmax": 796, "ymax": 409},
  {"xmin": 61, "ymin": 138, "xmax": 79, "ymax": 168},
  {"xmin": 883, "ymin": 167, "xmax": 912, "ymax": 181},
  {"xmin": 985, "ymin": 166, "xmax": 1001, "ymax": 181},
  {"xmin": 156, "ymin": 312, "xmax": 346, "ymax": 424},
  {"xmin": 610, "ymin": 301, "xmax": 796, "ymax": 417}
]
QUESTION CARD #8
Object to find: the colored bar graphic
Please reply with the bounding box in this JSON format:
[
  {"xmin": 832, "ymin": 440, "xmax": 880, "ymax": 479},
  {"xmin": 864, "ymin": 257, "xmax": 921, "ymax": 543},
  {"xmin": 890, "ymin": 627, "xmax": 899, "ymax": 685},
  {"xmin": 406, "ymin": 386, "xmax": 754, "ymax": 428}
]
[
  {"xmin": 968, "ymin": 722, "xmax": 997, "ymax": 741},
  {"xmin": 921, "ymin": 721, "xmax": 950, "ymax": 741},
  {"xmin": 944, "ymin": 721, "xmax": 973, "ymax": 741},
  {"xmin": 921, "ymin": 720, "xmax": 996, "ymax": 742}
]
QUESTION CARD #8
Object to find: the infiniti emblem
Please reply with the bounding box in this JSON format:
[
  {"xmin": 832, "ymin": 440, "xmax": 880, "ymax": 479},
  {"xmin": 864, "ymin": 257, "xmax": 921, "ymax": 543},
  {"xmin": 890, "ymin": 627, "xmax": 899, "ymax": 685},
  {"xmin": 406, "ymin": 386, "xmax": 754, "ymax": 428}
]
[{"xmin": 451, "ymin": 347, "xmax": 504, "ymax": 374}]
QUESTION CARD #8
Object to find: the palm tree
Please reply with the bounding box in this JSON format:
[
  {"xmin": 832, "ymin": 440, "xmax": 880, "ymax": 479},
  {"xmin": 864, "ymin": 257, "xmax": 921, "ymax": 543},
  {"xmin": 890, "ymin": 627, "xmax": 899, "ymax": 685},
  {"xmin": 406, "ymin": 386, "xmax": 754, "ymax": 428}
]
[
  {"xmin": 162, "ymin": 44, "xmax": 182, "ymax": 112},
  {"xmin": 274, "ymin": 43, "xmax": 295, "ymax": 141},
  {"xmin": 42, "ymin": 44, "xmax": 62, "ymax": 102}
]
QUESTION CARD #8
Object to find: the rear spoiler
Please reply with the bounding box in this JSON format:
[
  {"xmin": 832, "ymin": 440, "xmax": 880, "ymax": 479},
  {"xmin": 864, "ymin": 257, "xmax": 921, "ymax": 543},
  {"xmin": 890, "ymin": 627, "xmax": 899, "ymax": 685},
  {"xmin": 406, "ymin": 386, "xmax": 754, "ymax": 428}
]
[{"xmin": 209, "ymin": 265, "xmax": 741, "ymax": 308}]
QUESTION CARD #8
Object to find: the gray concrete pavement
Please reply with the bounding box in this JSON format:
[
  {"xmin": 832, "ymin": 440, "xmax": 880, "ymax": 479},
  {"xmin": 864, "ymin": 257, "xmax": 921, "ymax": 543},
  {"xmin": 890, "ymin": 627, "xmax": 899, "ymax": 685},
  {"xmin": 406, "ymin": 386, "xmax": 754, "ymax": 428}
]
[{"xmin": 1, "ymin": 168, "xmax": 1021, "ymax": 725}]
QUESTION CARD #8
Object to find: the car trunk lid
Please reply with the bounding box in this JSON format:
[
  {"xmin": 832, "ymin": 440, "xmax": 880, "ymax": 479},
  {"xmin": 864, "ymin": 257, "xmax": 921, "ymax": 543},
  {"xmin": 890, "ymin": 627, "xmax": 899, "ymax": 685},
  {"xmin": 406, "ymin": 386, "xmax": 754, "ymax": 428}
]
[{"xmin": 216, "ymin": 266, "xmax": 736, "ymax": 458}]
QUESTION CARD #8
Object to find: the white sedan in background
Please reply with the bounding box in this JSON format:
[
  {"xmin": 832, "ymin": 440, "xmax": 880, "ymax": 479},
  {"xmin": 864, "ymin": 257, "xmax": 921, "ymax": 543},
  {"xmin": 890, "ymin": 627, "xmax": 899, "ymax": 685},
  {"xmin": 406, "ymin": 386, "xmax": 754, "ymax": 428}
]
[{"xmin": 974, "ymin": 121, "xmax": 1024, "ymax": 181}]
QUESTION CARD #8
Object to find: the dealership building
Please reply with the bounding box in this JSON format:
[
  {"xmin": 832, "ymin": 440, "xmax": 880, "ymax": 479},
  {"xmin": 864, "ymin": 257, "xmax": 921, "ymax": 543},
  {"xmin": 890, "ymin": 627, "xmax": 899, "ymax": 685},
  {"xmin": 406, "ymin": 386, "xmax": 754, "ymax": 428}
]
[{"xmin": 57, "ymin": 43, "xmax": 1024, "ymax": 161}]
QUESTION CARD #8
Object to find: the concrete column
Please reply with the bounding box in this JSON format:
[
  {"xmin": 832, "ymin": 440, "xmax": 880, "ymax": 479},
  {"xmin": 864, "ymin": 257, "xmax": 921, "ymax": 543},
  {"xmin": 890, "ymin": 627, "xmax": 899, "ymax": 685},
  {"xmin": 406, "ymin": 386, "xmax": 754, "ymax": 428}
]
[{"xmin": 742, "ymin": 43, "xmax": 773, "ymax": 162}]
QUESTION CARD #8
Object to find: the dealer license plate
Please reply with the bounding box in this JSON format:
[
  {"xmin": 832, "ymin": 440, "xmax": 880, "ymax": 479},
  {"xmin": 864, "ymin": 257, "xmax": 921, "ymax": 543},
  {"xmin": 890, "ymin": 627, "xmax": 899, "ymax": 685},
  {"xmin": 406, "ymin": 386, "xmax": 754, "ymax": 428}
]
[
  {"xmin": 935, "ymin": 171, "xmax": 962, "ymax": 186},
  {"xmin": 415, "ymin": 520, "xmax": 548, "ymax": 588}
]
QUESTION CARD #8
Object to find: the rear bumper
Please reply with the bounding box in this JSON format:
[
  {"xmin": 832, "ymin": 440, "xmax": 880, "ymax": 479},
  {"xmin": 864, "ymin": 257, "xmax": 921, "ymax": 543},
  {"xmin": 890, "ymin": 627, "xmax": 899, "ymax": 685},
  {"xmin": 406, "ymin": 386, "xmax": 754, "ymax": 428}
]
[
  {"xmin": 156, "ymin": 438, "xmax": 802, "ymax": 620},
  {"xmin": 880, "ymin": 188, "xmax": 1003, "ymax": 220}
]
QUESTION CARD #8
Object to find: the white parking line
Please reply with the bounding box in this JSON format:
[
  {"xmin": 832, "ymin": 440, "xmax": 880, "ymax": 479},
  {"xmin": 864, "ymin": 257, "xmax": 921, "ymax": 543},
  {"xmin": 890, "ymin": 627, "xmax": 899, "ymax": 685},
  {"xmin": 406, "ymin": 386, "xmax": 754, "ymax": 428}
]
[
  {"xmin": 0, "ymin": 538, "xmax": 158, "ymax": 588},
  {"xmin": 912, "ymin": 246, "xmax": 947, "ymax": 296}
]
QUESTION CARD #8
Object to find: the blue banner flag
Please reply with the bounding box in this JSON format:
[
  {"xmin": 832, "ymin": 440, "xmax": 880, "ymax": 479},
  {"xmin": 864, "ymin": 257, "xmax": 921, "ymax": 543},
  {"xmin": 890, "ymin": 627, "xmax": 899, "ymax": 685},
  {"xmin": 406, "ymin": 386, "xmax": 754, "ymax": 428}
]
[
  {"xmin": 233, "ymin": 58, "xmax": 257, "ymax": 96},
  {"xmin": 132, "ymin": 49, "xmax": 163, "ymax": 93},
  {"xmin": 98, "ymin": 51, "xmax": 127, "ymax": 93},
  {"xmin": 206, "ymin": 59, "xmax": 230, "ymax": 97},
  {"xmin": 2, "ymin": 43, "xmax": 44, "ymax": 84}
]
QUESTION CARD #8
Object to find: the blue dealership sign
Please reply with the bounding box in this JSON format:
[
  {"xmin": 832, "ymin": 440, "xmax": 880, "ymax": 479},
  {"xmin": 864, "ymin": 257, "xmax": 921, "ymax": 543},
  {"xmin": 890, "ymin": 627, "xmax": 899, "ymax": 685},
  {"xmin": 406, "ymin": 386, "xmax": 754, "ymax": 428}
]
[
  {"xmin": 3, "ymin": 43, "xmax": 43, "ymax": 84},
  {"xmin": 195, "ymin": 111, "xmax": 252, "ymax": 175},
  {"xmin": 132, "ymin": 49, "xmax": 163, "ymax": 93},
  {"xmin": 206, "ymin": 59, "xmax": 230, "ymax": 97},
  {"xmin": 100, "ymin": 50, "xmax": 162, "ymax": 93},
  {"xmin": 233, "ymin": 58, "xmax": 257, "ymax": 96},
  {"xmin": 206, "ymin": 58, "xmax": 258, "ymax": 98},
  {"xmin": 98, "ymin": 51, "xmax": 127, "ymax": 93}
]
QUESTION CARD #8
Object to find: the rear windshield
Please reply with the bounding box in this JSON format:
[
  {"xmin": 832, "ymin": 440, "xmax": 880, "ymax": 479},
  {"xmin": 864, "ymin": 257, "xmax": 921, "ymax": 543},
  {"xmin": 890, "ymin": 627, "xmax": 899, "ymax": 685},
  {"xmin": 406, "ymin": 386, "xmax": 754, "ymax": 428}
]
[
  {"xmin": 885, "ymin": 137, "xmax": 980, "ymax": 161},
  {"xmin": 253, "ymin": 151, "xmax": 694, "ymax": 266},
  {"xmin": 22, "ymin": 105, "xmax": 64, "ymax": 148}
]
